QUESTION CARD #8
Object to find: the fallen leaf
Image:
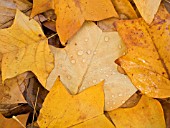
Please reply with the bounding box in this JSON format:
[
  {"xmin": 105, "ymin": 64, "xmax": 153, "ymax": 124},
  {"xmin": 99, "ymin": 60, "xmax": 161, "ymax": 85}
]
[
  {"xmin": 38, "ymin": 78, "xmax": 105, "ymax": 128},
  {"xmin": 0, "ymin": 104, "xmax": 32, "ymax": 118},
  {"xmin": 0, "ymin": 113, "xmax": 29, "ymax": 128},
  {"xmin": 0, "ymin": 10, "xmax": 54, "ymax": 87},
  {"xmin": 47, "ymin": 22, "xmax": 137, "ymax": 111},
  {"xmin": 31, "ymin": 0, "xmax": 118, "ymax": 44},
  {"xmin": 147, "ymin": 4, "xmax": 170, "ymax": 77},
  {"xmin": 111, "ymin": 0, "xmax": 138, "ymax": 19},
  {"xmin": 0, "ymin": 72, "xmax": 29, "ymax": 104},
  {"xmin": 160, "ymin": 100, "xmax": 170, "ymax": 128},
  {"xmin": 70, "ymin": 115, "xmax": 115, "ymax": 128},
  {"xmin": 23, "ymin": 77, "xmax": 49, "ymax": 111},
  {"xmin": 0, "ymin": 0, "xmax": 32, "ymax": 28},
  {"xmin": 120, "ymin": 92, "xmax": 141, "ymax": 108},
  {"xmin": 115, "ymin": 6, "xmax": 170, "ymax": 98},
  {"xmin": 133, "ymin": 0, "xmax": 161, "ymax": 24},
  {"xmin": 108, "ymin": 95, "xmax": 166, "ymax": 128},
  {"xmin": 97, "ymin": 18, "xmax": 118, "ymax": 32}
]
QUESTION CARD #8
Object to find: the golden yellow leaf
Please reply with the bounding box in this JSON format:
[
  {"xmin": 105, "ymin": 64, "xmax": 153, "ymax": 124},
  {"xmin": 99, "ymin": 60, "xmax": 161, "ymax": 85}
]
[
  {"xmin": 108, "ymin": 95, "xmax": 166, "ymax": 128},
  {"xmin": 0, "ymin": 113, "xmax": 29, "ymax": 128},
  {"xmin": 133, "ymin": 0, "xmax": 161, "ymax": 24},
  {"xmin": 111, "ymin": 0, "xmax": 138, "ymax": 19},
  {"xmin": 31, "ymin": 0, "xmax": 118, "ymax": 45},
  {"xmin": 115, "ymin": 6, "xmax": 170, "ymax": 98},
  {"xmin": 148, "ymin": 5, "xmax": 170, "ymax": 77},
  {"xmin": 47, "ymin": 22, "xmax": 137, "ymax": 111},
  {"xmin": 0, "ymin": 10, "xmax": 54, "ymax": 87},
  {"xmin": 70, "ymin": 115, "xmax": 115, "ymax": 128},
  {"xmin": 38, "ymin": 78, "xmax": 105, "ymax": 128}
]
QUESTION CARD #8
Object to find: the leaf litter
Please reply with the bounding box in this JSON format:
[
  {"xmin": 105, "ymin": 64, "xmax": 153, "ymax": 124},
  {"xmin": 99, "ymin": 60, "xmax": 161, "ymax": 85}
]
[{"xmin": 0, "ymin": 0, "xmax": 170, "ymax": 127}]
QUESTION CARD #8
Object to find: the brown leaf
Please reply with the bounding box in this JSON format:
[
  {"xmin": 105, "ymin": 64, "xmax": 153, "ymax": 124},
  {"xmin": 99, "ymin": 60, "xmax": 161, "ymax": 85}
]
[{"xmin": 0, "ymin": 0, "xmax": 32, "ymax": 28}]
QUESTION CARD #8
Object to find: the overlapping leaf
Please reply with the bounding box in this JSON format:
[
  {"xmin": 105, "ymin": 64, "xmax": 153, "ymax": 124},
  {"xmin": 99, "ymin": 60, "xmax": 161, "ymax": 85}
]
[
  {"xmin": 47, "ymin": 22, "xmax": 136, "ymax": 111},
  {"xmin": 31, "ymin": 0, "xmax": 118, "ymax": 44},
  {"xmin": 0, "ymin": 0, "xmax": 32, "ymax": 28},
  {"xmin": 38, "ymin": 79, "xmax": 114, "ymax": 127},
  {"xmin": 0, "ymin": 10, "xmax": 54, "ymax": 87},
  {"xmin": 115, "ymin": 5, "xmax": 170, "ymax": 98},
  {"xmin": 108, "ymin": 95, "xmax": 166, "ymax": 128},
  {"xmin": 133, "ymin": 0, "xmax": 161, "ymax": 23}
]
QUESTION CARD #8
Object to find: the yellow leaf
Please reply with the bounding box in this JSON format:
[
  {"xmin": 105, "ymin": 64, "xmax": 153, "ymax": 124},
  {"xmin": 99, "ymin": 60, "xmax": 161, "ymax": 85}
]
[
  {"xmin": 115, "ymin": 5, "xmax": 170, "ymax": 98},
  {"xmin": 133, "ymin": 0, "xmax": 161, "ymax": 24},
  {"xmin": 111, "ymin": 0, "xmax": 138, "ymax": 19},
  {"xmin": 70, "ymin": 115, "xmax": 115, "ymax": 128},
  {"xmin": 31, "ymin": 0, "xmax": 118, "ymax": 45},
  {"xmin": 0, "ymin": 10, "xmax": 54, "ymax": 87},
  {"xmin": 38, "ymin": 78, "xmax": 105, "ymax": 128},
  {"xmin": 147, "ymin": 5, "xmax": 170, "ymax": 77},
  {"xmin": 0, "ymin": 113, "xmax": 29, "ymax": 128},
  {"xmin": 108, "ymin": 95, "xmax": 166, "ymax": 128},
  {"xmin": 47, "ymin": 22, "xmax": 137, "ymax": 111}
]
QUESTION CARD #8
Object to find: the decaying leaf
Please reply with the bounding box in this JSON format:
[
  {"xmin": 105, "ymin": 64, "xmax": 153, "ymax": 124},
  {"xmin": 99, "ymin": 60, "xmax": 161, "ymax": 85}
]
[
  {"xmin": 70, "ymin": 115, "xmax": 115, "ymax": 128},
  {"xmin": 115, "ymin": 5, "xmax": 170, "ymax": 98},
  {"xmin": 0, "ymin": 72, "xmax": 30, "ymax": 104},
  {"xmin": 133, "ymin": 0, "xmax": 161, "ymax": 24},
  {"xmin": 0, "ymin": 10, "xmax": 54, "ymax": 87},
  {"xmin": 0, "ymin": 113, "xmax": 29, "ymax": 128},
  {"xmin": 31, "ymin": 0, "xmax": 118, "ymax": 44},
  {"xmin": 38, "ymin": 78, "xmax": 106, "ymax": 127},
  {"xmin": 47, "ymin": 22, "xmax": 136, "ymax": 111},
  {"xmin": 108, "ymin": 95, "xmax": 166, "ymax": 128},
  {"xmin": 111, "ymin": 0, "xmax": 138, "ymax": 19},
  {"xmin": 0, "ymin": 0, "xmax": 32, "ymax": 28}
]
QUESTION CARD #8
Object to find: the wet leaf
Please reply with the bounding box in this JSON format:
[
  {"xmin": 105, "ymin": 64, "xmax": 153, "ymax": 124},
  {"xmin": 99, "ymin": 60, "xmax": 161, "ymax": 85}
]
[
  {"xmin": 47, "ymin": 22, "xmax": 136, "ymax": 111},
  {"xmin": 31, "ymin": 0, "xmax": 118, "ymax": 45},
  {"xmin": 108, "ymin": 95, "xmax": 166, "ymax": 128},
  {"xmin": 38, "ymin": 78, "xmax": 106, "ymax": 127},
  {"xmin": 115, "ymin": 5, "xmax": 170, "ymax": 98},
  {"xmin": 0, "ymin": 10, "xmax": 54, "ymax": 87},
  {"xmin": 133, "ymin": 0, "xmax": 161, "ymax": 24}
]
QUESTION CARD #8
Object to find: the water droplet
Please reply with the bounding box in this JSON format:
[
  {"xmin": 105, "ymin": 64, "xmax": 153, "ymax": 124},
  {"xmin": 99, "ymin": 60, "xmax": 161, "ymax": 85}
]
[
  {"xmin": 87, "ymin": 50, "xmax": 91, "ymax": 55},
  {"xmin": 93, "ymin": 51, "xmax": 97, "ymax": 55},
  {"xmin": 77, "ymin": 50, "xmax": 84, "ymax": 56},
  {"xmin": 112, "ymin": 95, "xmax": 115, "ymax": 98},
  {"xmin": 106, "ymin": 75, "xmax": 109, "ymax": 77},
  {"xmin": 119, "ymin": 45, "xmax": 122, "ymax": 49},
  {"xmin": 123, "ymin": 52, "xmax": 126, "ymax": 55},
  {"xmin": 85, "ymin": 38, "xmax": 89, "ymax": 42},
  {"xmin": 104, "ymin": 36, "xmax": 109, "ymax": 42},
  {"xmin": 67, "ymin": 75, "xmax": 71, "ymax": 80},
  {"xmin": 100, "ymin": 79, "xmax": 103, "ymax": 81},
  {"xmin": 118, "ymin": 93, "xmax": 122, "ymax": 97},
  {"xmin": 93, "ymin": 79, "xmax": 97, "ymax": 83},
  {"xmin": 71, "ymin": 59, "xmax": 76, "ymax": 64},
  {"xmin": 110, "ymin": 106, "xmax": 113, "ymax": 109},
  {"xmin": 113, "ymin": 102, "xmax": 115, "ymax": 105},
  {"xmin": 122, "ymin": 100, "xmax": 125, "ymax": 103},
  {"xmin": 107, "ymin": 102, "xmax": 110, "ymax": 105},
  {"xmin": 82, "ymin": 59, "xmax": 86, "ymax": 63},
  {"xmin": 82, "ymin": 87, "xmax": 86, "ymax": 90}
]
